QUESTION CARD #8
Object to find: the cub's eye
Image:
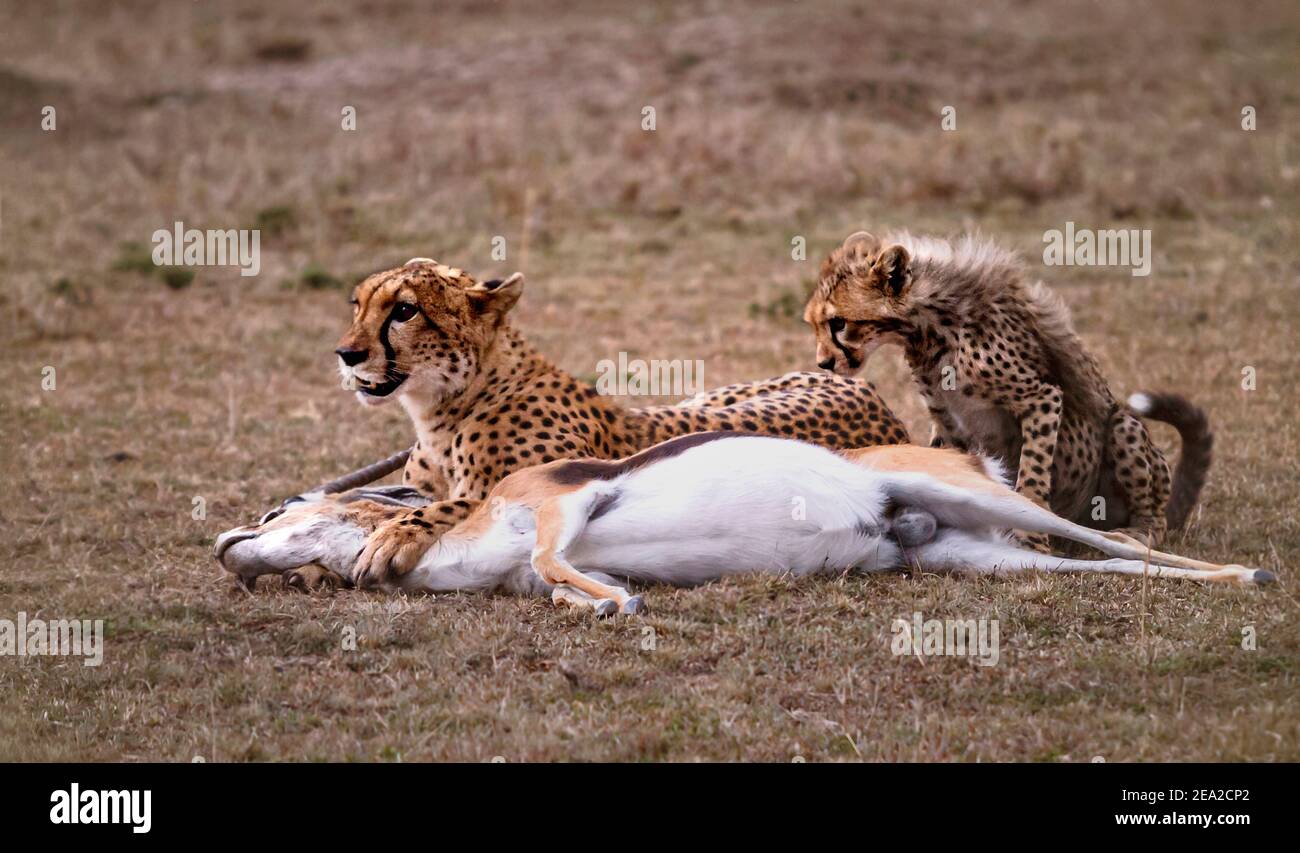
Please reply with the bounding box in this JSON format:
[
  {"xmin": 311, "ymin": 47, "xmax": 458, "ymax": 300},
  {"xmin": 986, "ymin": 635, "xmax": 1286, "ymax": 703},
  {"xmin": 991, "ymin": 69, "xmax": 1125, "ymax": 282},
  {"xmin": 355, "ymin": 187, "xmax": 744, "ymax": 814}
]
[
  {"xmin": 391, "ymin": 302, "xmax": 418, "ymax": 322},
  {"xmin": 828, "ymin": 317, "xmax": 846, "ymax": 333}
]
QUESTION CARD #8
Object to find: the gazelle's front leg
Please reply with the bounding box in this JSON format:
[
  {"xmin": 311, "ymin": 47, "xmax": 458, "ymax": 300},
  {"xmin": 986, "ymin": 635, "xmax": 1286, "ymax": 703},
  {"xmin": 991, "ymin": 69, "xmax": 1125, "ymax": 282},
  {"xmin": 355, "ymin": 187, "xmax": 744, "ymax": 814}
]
[
  {"xmin": 550, "ymin": 574, "xmax": 636, "ymax": 619},
  {"xmin": 531, "ymin": 493, "xmax": 646, "ymax": 616}
]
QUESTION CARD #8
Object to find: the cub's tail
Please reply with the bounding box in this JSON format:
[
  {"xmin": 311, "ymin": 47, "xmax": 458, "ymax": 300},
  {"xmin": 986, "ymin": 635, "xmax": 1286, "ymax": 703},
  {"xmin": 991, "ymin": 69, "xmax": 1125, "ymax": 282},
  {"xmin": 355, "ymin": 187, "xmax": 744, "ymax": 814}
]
[{"xmin": 1127, "ymin": 392, "xmax": 1213, "ymax": 531}]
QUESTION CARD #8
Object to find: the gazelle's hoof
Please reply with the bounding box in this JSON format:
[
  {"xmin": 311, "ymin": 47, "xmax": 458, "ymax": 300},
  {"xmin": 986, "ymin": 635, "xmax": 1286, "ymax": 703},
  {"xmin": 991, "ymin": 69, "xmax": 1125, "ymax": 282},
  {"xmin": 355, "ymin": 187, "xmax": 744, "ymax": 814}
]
[
  {"xmin": 1252, "ymin": 570, "xmax": 1277, "ymax": 585},
  {"xmin": 621, "ymin": 595, "xmax": 647, "ymax": 616},
  {"xmin": 593, "ymin": 599, "xmax": 618, "ymax": 619}
]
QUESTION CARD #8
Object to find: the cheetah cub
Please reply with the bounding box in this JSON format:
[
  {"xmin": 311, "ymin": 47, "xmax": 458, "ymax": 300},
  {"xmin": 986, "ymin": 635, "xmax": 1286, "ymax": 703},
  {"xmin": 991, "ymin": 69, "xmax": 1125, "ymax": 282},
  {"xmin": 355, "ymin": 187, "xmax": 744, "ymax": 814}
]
[{"xmin": 804, "ymin": 230, "xmax": 1213, "ymax": 548}]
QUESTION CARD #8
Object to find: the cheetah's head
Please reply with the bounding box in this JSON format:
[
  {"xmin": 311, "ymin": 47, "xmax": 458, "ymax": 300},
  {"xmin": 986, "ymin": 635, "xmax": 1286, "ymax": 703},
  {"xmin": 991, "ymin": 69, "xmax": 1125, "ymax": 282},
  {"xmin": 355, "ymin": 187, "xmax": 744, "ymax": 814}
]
[
  {"xmin": 335, "ymin": 258, "xmax": 523, "ymax": 408},
  {"xmin": 803, "ymin": 231, "xmax": 913, "ymax": 377}
]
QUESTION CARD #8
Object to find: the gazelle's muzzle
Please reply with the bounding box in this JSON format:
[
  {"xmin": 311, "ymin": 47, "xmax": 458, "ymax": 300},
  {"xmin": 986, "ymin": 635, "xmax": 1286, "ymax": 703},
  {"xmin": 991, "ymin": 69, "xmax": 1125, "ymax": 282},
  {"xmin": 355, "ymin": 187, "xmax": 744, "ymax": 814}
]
[
  {"xmin": 213, "ymin": 526, "xmax": 258, "ymax": 564},
  {"xmin": 213, "ymin": 525, "xmax": 280, "ymax": 586}
]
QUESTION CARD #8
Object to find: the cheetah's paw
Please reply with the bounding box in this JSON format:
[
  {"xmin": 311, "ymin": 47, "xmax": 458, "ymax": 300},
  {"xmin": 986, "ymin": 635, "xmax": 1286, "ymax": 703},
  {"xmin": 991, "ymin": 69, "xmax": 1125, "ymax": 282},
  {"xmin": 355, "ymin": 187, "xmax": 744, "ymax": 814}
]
[{"xmin": 352, "ymin": 518, "xmax": 440, "ymax": 589}]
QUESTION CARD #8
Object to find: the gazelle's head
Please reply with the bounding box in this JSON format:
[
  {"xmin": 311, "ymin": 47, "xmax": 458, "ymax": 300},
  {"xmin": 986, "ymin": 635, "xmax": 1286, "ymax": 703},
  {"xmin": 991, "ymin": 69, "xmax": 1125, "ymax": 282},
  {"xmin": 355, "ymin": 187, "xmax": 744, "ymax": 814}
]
[
  {"xmin": 335, "ymin": 259, "xmax": 524, "ymax": 408},
  {"xmin": 214, "ymin": 488, "xmax": 429, "ymax": 587}
]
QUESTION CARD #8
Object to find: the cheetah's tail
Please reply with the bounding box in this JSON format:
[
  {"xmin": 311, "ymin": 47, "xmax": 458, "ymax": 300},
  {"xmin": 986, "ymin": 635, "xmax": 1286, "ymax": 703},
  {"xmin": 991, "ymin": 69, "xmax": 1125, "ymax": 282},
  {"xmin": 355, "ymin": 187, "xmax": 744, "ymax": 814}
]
[{"xmin": 1127, "ymin": 392, "xmax": 1213, "ymax": 531}]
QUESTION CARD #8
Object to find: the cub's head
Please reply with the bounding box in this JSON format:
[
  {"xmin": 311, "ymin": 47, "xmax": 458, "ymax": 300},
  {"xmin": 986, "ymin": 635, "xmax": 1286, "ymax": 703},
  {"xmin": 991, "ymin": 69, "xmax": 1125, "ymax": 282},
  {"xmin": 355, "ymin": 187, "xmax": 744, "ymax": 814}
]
[
  {"xmin": 803, "ymin": 231, "xmax": 913, "ymax": 377},
  {"xmin": 335, "ymin": 258, "xmax": 523, "ymax": 407}
]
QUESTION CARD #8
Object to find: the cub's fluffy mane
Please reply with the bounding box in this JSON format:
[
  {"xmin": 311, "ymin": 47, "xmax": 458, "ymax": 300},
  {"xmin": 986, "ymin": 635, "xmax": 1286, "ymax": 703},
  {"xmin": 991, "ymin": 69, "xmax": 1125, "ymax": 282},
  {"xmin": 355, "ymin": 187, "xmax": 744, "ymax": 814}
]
[{"xmin": 890, "ymin": 231, "xmax": 1112, "ymax": 417}]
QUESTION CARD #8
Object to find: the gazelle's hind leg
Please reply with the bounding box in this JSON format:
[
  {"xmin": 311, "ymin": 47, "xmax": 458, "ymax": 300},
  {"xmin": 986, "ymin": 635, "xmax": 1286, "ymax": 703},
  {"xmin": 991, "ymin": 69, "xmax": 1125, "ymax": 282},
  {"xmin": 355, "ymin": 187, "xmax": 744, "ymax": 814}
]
[
  {"xmin": 911, "ymin": 529, "xmax": 1262, "ymax": 585},
  {"xmin": 532, "ymin": 490, "xmax": 647, "ymax": 617},
  {"xmin": 881, "ymin": 471, "xmax": 1276, "ymax": 584}
]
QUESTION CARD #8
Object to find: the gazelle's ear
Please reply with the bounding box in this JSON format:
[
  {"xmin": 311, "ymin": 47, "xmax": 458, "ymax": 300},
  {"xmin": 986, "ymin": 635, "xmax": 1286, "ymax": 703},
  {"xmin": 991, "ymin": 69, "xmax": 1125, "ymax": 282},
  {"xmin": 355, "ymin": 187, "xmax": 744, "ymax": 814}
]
[
  {"xmin": 466, "ymin": 272, "xmax": 524, "ymax": 321},
  {"xmin": 840, "ymin": 231, "xmax": 880, "ymax": 258},
  {"xmin": 867, "ymin": 245, "xmax": 911, "ymax": 297}
]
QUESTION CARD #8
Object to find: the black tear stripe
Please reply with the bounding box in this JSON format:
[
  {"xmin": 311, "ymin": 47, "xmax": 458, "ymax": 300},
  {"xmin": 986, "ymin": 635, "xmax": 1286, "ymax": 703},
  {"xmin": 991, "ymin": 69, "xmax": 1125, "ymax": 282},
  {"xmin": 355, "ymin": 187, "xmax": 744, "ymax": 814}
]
[
  {"xmin": 376, "ymin": 312, "xmax": 412, "ymax": 387},
  {"xmin": 832, "ymin": 334, "xmax": 861, "ymax": 370},
  {"xmin": 378, "ymin": 313, "xmax": 398, "ymax": 369}
]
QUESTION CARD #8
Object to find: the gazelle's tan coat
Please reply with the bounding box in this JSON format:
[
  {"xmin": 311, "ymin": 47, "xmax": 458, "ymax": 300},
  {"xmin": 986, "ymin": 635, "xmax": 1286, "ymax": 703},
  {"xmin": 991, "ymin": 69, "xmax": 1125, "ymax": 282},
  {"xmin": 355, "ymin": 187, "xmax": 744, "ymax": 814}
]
[{"xmin": 217, "ymin": 436, "xmax": 1273, "ymax": 615}]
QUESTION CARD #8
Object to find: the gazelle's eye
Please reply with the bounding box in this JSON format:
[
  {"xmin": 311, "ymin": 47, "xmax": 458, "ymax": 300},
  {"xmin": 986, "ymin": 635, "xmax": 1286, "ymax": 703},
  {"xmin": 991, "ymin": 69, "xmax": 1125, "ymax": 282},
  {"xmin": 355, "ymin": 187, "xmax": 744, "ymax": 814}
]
[
  {"xmin": 391, "ymin": 302, "xmax": 418, "ymax": 322},
  {"xmin": 828, "ymin": 317, "xmax": 846, "ymax": 333}
]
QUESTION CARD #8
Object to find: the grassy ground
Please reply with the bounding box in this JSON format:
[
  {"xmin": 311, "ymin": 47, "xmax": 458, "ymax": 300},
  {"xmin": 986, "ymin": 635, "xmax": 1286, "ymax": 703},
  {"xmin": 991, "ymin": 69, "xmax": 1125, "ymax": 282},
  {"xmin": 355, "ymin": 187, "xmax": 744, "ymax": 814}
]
[{"xmin": 1, "ymin": 0, "xmax": 1297, "ymax": 761}]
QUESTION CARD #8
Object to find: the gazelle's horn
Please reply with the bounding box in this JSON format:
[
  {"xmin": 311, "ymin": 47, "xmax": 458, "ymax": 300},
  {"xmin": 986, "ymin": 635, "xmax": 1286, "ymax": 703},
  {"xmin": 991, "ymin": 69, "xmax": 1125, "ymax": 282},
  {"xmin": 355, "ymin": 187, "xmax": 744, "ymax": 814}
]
[{"xmin": 316, "ymin": 448, "xmax": 413, "ymax": 494}]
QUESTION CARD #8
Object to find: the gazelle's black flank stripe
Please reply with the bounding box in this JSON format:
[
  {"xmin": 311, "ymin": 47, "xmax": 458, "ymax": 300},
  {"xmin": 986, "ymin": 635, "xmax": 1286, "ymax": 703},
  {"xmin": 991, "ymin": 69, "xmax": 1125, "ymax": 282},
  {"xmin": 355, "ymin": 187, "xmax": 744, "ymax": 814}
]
[{"xmin": 547, "ymin": 431, "xmax": 741, "ymax": 485}]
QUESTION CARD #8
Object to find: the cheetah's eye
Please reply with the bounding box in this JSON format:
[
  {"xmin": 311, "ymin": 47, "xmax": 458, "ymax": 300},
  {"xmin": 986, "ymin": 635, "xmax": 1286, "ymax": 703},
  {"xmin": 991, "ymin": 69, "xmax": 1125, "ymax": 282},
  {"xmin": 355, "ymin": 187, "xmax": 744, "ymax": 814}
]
[
  {"xmin": 828, "ymin": 317, "xmax": 846, "ymax": 334},
  {"xmin": 391, "ymin": 302, "xmax": 418, "ymax": 323}
]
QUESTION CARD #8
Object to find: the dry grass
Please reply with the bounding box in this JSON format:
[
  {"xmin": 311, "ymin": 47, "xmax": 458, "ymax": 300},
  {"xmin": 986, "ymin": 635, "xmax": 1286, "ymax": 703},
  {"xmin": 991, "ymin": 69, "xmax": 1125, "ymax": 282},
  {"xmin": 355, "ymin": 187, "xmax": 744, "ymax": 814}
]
[{"xmin": 0, "ymin": 0, "xmax": 1297, "ymax": 761}]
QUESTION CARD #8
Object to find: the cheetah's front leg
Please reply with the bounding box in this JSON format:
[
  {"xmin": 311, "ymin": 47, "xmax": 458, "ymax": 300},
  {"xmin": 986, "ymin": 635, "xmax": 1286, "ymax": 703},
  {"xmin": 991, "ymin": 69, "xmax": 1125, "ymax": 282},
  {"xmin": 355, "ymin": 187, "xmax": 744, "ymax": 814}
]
[
  {"xmin": 352, "ymin": 498, "xmax": 478, "ymax": 588},
  {"xmin": 1008, "ymin": 383, "xmax": 1064, "ymax": 552},
  {"xmin": 925, "ymin": 405, "xmax": 966, "ymax": 451}
]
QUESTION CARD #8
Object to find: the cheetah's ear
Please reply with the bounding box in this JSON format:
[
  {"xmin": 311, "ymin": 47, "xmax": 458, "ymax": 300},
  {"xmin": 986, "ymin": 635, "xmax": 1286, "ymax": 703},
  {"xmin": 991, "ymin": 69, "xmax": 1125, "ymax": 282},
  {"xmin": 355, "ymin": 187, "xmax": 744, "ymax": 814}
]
[
  {"xmin": 868, "ymin": 244, "xmax": 911, "ymax": 297},
  {"xmin": 466, "ymin": 272, "xmax": 524, "ymax": 321}
]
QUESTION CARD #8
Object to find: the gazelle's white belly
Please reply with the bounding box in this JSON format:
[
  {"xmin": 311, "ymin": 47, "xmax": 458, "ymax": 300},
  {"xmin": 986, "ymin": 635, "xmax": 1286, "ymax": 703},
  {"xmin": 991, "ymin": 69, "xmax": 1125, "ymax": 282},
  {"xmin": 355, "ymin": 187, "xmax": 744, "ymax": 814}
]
[{"xmin": 564, "ymin": 436, "xmax": 900, "ymax": 585}]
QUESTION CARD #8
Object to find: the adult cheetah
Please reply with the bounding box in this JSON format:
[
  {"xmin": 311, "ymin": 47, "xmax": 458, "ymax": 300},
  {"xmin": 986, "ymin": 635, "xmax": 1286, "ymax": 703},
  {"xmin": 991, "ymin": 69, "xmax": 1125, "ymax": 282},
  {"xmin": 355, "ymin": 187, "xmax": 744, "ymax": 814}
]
[
  {"xmin": 803, "ymin": 231, "xmax": 1212, "ymax": 549},
  {"xmin": 305, "ymin": 258, "xmax": 910, "ymax": 589}
]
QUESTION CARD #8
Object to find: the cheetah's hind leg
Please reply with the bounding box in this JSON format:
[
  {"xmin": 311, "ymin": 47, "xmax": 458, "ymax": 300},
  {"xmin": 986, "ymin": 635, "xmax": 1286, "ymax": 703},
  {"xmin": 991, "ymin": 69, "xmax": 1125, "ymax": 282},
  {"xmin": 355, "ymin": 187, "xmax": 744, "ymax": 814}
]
[{"xmin": 1106, "ymin": 409, "xmax": 1171, "ymax": 548}]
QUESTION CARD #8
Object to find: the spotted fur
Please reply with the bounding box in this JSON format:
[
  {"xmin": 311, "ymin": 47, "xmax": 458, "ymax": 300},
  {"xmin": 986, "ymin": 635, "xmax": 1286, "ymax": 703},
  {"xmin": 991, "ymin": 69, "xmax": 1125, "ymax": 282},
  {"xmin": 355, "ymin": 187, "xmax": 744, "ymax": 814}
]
[
  {"xmin": 333, "ymin": 258, "xmax": 910, "ymax": 587},
  {"xmin": 803, "ymin": 231, "xmax": 1212, "ymax": 548}
]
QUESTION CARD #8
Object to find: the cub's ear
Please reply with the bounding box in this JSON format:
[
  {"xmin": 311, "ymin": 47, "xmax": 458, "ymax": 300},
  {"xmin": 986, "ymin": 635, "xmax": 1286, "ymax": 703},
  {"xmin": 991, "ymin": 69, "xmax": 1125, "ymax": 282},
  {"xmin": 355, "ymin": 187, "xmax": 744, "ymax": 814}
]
[
  {"xmin": 466, "ymin": 272, "xmax": 524, "ymax": 320},
  {"xmin": 868, "ymin": 245, "xmax": 911, "ymax": 297},
  {"xmin": 840, "ymin": 230, "xmax": 881, "ymax": 258}
]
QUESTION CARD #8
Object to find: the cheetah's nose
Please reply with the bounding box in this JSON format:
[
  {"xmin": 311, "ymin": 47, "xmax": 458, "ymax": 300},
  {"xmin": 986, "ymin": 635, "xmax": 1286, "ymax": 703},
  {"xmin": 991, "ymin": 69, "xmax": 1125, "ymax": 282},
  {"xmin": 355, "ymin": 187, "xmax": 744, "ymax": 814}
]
[
  {"xmin": 335, "ymin": 347, "xmax": 369, "ymax": 367},
  {"xmin": 817, "ymin": 357, "xmax": 836, "ymax": 371}
]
